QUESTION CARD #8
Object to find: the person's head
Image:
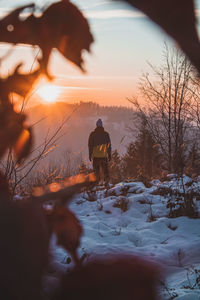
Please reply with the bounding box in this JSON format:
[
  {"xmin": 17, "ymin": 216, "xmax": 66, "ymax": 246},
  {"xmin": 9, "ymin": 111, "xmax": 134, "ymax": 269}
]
[{"xmin": 96, "ymin": 119, "xmax": 103, "ymax": 127}]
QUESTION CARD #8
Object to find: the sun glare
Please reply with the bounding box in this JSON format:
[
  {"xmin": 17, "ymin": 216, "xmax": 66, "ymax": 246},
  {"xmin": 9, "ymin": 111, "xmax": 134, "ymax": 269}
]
[{"xmin": 37, "ymin": 84, "xmax": 61, "ymax": 103}]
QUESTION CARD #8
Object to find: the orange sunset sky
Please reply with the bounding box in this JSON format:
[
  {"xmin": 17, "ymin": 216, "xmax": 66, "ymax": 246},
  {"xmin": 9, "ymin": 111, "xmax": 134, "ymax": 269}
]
[{"xmin": 1, "ymin": 0, "xmax": 200, "ymax": 106}]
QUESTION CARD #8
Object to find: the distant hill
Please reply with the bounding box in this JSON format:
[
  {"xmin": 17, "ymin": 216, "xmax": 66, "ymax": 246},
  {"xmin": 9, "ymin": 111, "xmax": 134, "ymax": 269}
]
[{"xmin": 27, "ymin": 101, "xmax": 136, "ymax": 167}]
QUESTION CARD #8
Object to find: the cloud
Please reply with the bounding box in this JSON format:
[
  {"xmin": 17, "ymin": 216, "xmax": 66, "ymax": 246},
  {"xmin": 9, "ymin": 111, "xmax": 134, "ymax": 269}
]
[
  {"xmin": 82, "ymin": 1, "xmax": 112, "ymax": 10},
  {"xmin": 0, "ymin": 8, "xmax": 11, "ymax": 18},
  {"xmin": 85, "ymin": 9, "xmax": 145, "ymax": 20},
  {"xmin": 0, "ymin": 6, "xmax": 144, "ymax": 20},
  {"xmin": 59, "ymin": 86, "xmax": 109, "ymax": 91},
  {"xmin": 56, "ymin": 74, "xmax": 138, "ymax": 80}
]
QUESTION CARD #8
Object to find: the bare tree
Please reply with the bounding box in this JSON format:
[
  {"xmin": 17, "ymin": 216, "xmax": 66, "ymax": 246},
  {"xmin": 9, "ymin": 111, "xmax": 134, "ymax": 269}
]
[{"xmin": 129, "ymin": 45, "xmax": 197, "ymax": 174}]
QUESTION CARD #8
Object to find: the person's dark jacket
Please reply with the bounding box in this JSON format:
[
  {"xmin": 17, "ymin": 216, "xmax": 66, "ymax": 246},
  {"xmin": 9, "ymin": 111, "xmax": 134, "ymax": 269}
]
[{"xmin": 88, "ymin": 127, "xmax": 111, "ymax": 161}]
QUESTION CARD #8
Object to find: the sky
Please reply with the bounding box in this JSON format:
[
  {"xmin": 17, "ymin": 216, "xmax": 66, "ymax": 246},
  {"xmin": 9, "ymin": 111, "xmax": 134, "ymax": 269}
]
[{"xmin": 0, "ymin": 0, "xmax": 200, "ymax": 106}]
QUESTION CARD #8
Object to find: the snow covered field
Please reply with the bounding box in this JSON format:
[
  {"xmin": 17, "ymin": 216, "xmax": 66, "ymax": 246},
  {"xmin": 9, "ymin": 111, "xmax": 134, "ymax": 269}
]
[{"xmin": 47, "ymin": 176, "xmax": 200, "ymax": 299}]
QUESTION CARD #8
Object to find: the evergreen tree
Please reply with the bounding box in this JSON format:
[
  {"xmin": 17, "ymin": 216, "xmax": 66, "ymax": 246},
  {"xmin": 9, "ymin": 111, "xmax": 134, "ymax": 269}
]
[
  {"xmin": 79, "ymin": 160, "xmax": 89, "ymax": 175},
  {"xmin": 122, "ymin": 142, "xmax": 137, "ymax": 179},
  {"xmin": 134, "ymin": 119, "xmax": 162, "ymax": 179},
  {"xmin": 185, "ymin": 142, "xmax": 200, "ymax": 177},
  {"xmin": 122, "ymin": 119, "xmax": 163, "ymax": 180},
  {"xmin": 109, "ymin": 150, "xmax": 123, "ymax": 183}
]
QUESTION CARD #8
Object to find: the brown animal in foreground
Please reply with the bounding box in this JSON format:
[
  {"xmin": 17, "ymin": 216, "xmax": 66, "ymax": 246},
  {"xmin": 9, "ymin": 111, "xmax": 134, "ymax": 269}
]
[
  {"xmin": 0, "ymin": 0, "xmax": 94, "ymax": 77},
  {"xmin": 56, "ymin": 255, "xmax": 160, "ymax": 300},
  {"xmin": 122, "ymin": 0, "xmax": 200, "ymax": 73}
]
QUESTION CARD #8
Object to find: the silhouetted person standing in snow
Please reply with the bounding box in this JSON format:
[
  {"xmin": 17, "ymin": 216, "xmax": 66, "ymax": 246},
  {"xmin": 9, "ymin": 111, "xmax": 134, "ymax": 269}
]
[{"xmin": 88, "ymin": 119, "xmax": 111, "ymax": 183}]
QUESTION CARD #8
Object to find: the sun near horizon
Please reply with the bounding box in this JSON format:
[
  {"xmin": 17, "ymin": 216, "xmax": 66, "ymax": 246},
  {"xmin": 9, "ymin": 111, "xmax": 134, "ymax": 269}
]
[{"xmin": 36, "ymin": 84, "xmax": 61, "ymax": 104}]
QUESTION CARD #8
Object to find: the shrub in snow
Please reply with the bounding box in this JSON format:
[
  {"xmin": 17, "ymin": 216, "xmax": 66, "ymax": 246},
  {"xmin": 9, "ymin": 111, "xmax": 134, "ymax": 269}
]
[
  {"xmin": 83, "ymin": 187, "xmax": 97, "ymax": 202},
  {"xmin": 184, "ymin": 266, "xmax": 200, "ymax": 290},
  {"xmin": 167, "ymin": 193, "xmax": 198, "ymax": 218},
  {"xmin": 151, "ymin": 175, "xmax": 199, "ymax": 218},
  {"xmin": 113, "ymin": 196, "xmax": 129, "ymax": 212},
  {"xmin": 167, "ymin": 223, "xmax": 178, "ymax": 231},
  {"xmin": 177, "ymin": 248, "xmax": 185, "ymax": 267},
  {"xmin": 147, "ymin": 201, "xmax": 157, "ymax": 222},
  {"xmin": 160, "ymin": 280, "xmax": 178, "ymax": 299},
  {"xmin": 109, "ymin": 149, "xmax": 123, "ymax": 183},
  {"xmin": 122, "ymin": 117, "xmax": 163, "ymax": 182},
  {"xmin": 151, "ymin": 186, "xmax": 173, "ymax": 196},
  {"xmin": 97, "ymin": 199, "xmax": 103, "ymax": 211}
]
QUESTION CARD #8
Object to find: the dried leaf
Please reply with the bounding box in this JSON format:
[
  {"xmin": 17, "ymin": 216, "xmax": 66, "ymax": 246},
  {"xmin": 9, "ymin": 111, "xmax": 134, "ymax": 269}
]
[
  {"xmin": 0, "ymin": 63, "xmax": 40, "ymax": 101},
  {"xmin": 0, "ymin": 0, "xmax": 94, "ymax": 76},
  {"xmin": 0, "ymin": 104, "xmax": 25, "ymax": 157},
  {"xmin": 0, "ymin": 101, "xmax": 33, "ymax": 161},
  {"xmin": 14, "ymin": 127, "xmax": 33, "ymax": 163}
]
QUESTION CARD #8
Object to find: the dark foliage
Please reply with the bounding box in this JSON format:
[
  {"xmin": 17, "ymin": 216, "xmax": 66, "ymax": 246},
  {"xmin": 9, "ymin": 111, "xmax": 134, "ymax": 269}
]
[
  {"xmin": 0, "ymin": 174, "xmax": 49, "ymax": 300},
  {"xmin": 79, "ymin": 160, "xmax": 91, "ymax": 175},
  {"xmin": 122, "ymin": 120, "xmax": 162, "ymax": 181},
  {"xmin": 55, "ymin": 255, "xmax": 159, "ymax": 300},
  {"xmin": 113, "ymin": 196, "xmax": 129, "ymax": 212},
  {"xmin": 0, "ymin": 1, "xmax": 93, "ymax": 163},
  {"xmin": 122, "ymin": 142, "xmax": 137, "ymax": 178},
  {"xmin": 0, "ymin": 63, "xmax": 40, "ymax": 100},
  {"xmin": 0, "ymin": 0, "xmax": 94, "ymax": 76},
  {"xmin": 0, "ymin": 172, "xmax": 94, "ymax": 300},
  {"xmin": 184, "ymin": 266, "xmax": 200, "ymax": 290},
  {"xmin": 185, "ymin": 143, "xmax": 200, "ymax": 177},
  {"xmin": 109, "ymin": 149, "xmax": 123, "ymax": 183},
  {"xmin": 167, "ymin": 223, "xmax": 178, "ymax": 231},
  {"xmin": 0, "ymin": 102, "xmax": 32, "ymax": 163},
  {"xmin": 0, "ymin": 2, "xmax": 95, "ymax": 297},
  {"xmin": 167, "ymin": 193, "xmax": 198, "ymax": 218}
]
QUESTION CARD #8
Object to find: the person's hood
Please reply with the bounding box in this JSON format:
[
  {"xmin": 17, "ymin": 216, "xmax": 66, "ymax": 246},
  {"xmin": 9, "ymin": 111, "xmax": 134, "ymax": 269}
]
[{"xmin": 94, "ymin": 126, "xmax": 104, "ymax": 132}]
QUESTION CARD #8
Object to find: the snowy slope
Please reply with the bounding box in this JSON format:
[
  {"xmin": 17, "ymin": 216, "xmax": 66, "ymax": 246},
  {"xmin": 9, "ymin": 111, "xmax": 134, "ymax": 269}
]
[{"xmin": 47, "ymin": 177, "xmax": 200, "ymax": 299}]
